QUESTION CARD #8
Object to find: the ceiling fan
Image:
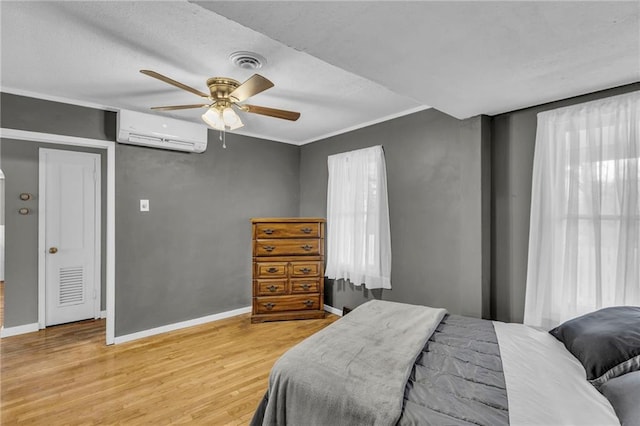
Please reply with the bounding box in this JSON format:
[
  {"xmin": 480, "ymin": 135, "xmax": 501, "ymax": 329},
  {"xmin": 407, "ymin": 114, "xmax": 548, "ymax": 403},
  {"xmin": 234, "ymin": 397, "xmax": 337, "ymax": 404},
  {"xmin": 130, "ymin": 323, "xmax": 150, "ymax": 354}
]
[{"xmin": 140, "ymin": 70, "xmax": 300, "ymax": 131}]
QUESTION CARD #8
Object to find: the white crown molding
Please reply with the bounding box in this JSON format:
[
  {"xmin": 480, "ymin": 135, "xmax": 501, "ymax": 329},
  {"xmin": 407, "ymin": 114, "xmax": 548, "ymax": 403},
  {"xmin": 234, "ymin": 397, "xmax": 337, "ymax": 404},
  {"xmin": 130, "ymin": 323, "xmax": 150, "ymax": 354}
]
[
  {"xmin": 298, "ymin": 105, "xmax": 432, "ymax": 145},
  {"xmin": 2, "ymin": 87, "xmax": 429, "ymax": 146},
  {"xmin": 1, "ymin": 86, "xmax": 119, "ymax": 112}
]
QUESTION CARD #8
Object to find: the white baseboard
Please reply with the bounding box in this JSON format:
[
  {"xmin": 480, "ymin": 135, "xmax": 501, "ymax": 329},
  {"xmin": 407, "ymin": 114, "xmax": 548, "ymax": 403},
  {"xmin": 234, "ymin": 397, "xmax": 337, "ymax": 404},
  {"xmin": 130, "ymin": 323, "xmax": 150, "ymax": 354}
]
[
  {"xmin": 1, "ymin": 322, "xmax": 39, "ymax": 338},
  {"xmin": 2, "ymin": 305, "xmax": 329, "ymax": 340},
  {"xmin": 114, "ymin": 306, "xmax": 252, "ymax": 344},
  {"xmin": 324, "ymin": 304, "xmax": 343, "ymax": 316}
]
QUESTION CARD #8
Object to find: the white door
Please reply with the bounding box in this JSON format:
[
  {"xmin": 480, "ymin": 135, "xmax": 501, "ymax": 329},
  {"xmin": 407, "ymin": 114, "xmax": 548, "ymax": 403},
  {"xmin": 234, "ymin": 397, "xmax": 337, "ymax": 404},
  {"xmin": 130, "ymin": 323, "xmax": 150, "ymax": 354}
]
[{"xmin": 41, "ymin": 149, "xmax": 100, "ymax": 326}]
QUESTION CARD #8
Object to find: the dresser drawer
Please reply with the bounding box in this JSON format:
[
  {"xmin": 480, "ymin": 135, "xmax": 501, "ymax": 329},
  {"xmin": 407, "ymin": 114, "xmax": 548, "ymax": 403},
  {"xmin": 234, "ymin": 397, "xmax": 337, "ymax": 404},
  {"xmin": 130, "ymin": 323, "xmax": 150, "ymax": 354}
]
[
  {"xmin": 290, "ymin": 278, "xmax": 321, "ymax": 294},
  {"xmin": 255, "ymin": 295, "xmax": 321, "ymax": 314},
  {"xmin": 255, "ymin": 262, "xmax": 288, "ymax": 278},
  {"xmin": 255, "ymin": 222, "xmax": 320, "ymax": 239},
  {"xmin": 254, "ymin": 239, "xmax": 320, "ymax": 256},
  {"xmin": 290, "ymin": 261, "xmax": 322, "ymax": 277},
  {"xmin": 256, "ymin": 279, "xmax": 288, "ymax": 296}
]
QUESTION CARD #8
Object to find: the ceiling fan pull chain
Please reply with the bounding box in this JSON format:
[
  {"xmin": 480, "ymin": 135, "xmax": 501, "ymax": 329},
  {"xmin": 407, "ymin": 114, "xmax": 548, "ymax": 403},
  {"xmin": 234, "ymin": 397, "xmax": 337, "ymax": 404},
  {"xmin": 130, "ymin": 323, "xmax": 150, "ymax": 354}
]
[{"xmin": 220, "ymin": 130, "xmax": 226, "ymax": 149}]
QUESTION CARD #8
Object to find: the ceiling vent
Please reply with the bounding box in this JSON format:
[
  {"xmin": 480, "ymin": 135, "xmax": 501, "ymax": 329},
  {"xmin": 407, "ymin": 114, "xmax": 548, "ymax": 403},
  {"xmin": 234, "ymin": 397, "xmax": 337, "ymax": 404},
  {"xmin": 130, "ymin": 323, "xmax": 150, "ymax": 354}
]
[{"xmin": 229, "ymin": 51, "xmax": 266, "ymax": 70}]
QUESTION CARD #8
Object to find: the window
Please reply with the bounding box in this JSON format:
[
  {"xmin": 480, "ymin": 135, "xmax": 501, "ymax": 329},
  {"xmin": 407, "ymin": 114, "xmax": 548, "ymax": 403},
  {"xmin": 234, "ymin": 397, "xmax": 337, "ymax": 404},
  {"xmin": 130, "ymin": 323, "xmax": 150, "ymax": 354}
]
[
  {"xmin": 524, "ymin": 91, "xmax": 640, "ymax": 329},
  {"xmin": 325, "ymin": 145, "xmax": 392, "ymax": 289}
]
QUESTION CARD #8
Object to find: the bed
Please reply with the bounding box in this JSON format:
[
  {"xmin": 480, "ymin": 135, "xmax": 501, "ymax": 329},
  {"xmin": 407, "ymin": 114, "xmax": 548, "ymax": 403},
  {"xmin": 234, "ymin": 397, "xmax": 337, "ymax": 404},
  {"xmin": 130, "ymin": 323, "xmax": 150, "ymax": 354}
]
[{"xmin": 251, "ymin": 300, "xmax": 640, "ymax": 426}]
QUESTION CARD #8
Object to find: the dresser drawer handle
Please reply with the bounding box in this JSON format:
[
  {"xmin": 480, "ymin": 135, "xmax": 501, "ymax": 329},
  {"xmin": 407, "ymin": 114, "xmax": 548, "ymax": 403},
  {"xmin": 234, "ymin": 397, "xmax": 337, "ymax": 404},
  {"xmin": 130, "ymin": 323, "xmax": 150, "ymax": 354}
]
[
  {"xmin": 299, "ymin": 268, "xmax": 312, "ymax": 274},
  {"xmin": 264, "ymin": 302, "xmax": 275, "ymax": 310},
  {"xmin": 300, "ymin": 283, "xmax": 311, "ymax": 290},
  {"xmin": 263, "ymin": 228, "xmax": 274, "ymax": 235},
  {"xmin": 267, "ymin": 267, "xmax": 279, "ymax": 273},
  {"xmin": 303, "ymin": 300, "xmax": 314, "ymax": 307},
  {"xmin": 268, "ymin": 285, "xmax": 278, "ymax": 292},
  {"xmin": 301, "ymin": 244, "xmax": 313, "ymax": 251},
  {"xmin": 301, "ymin": 227, "xmax": 312, "ymax": 234},
  {"xmin": 263, "ymin": 245, "xmax": 275, "ymax": 252}
]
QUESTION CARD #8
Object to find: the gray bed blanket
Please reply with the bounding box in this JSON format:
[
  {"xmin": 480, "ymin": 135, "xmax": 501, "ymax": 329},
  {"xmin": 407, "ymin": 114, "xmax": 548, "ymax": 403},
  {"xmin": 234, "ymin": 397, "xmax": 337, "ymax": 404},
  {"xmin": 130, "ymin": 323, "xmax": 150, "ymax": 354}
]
[
  {"xmin": 397, "ymin": 315, "xmax": 509, "ymax": 425},
  {"xmin": 261, "ymin": 300, "xmax": 447, "ymax": 426}
]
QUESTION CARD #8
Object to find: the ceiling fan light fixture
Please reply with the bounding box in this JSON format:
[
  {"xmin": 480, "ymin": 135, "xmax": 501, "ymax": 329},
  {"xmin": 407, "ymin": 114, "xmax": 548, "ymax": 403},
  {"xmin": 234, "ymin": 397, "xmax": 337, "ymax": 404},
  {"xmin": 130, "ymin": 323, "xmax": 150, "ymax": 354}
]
[
  {"xmin": 222, "ymin": 107, "xmax": 241, "ymax": 126},
  {"xmin": 202, "ymin": 106, "xmax": 244, "ymax": 131},
  {"xmin": 228, "ymin": 118, "xmax": 244, "ymax": 131},
  {"xmin": 202, "ymin": 108, "xmax": 225, "ymax": 131}
]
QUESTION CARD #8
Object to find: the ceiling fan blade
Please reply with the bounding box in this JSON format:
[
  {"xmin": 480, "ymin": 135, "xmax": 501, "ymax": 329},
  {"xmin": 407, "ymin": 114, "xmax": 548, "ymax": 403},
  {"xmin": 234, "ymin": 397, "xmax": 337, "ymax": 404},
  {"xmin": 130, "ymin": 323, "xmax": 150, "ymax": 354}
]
[
  {"xmin": 229, "ymin": 74, "xmax": 274, "ymax": 102},
  {"xmin": 150, "ymin": 104, "xmax": 210, "ymax": 111},
  {"xmin": 242, "ymin": 104, "xmax": 301, "ymax": 121},
  {"xmin": 140, "ymin": 70, "xmax": 209, "ymax": 98}
]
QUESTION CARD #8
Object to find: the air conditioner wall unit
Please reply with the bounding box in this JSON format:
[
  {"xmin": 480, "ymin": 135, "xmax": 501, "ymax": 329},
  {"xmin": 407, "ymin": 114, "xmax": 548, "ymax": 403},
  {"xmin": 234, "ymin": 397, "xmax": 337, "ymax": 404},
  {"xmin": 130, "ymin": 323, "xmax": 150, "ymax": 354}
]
[{"xmin": 117, "ymin": 110, "xmax": 208, "ymax": 153}]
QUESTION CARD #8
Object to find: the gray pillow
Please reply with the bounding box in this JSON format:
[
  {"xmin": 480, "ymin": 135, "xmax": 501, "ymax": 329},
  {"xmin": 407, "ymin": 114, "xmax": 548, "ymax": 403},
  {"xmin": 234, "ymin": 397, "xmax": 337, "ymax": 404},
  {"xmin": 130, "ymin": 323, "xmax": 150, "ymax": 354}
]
[
  {"xmin": 599, "ymin": 371, "xmax": 640, "ymax": 426},
  {"xmin": 549, "ymin": 306, "xmax": 640, "ymax": 386}
]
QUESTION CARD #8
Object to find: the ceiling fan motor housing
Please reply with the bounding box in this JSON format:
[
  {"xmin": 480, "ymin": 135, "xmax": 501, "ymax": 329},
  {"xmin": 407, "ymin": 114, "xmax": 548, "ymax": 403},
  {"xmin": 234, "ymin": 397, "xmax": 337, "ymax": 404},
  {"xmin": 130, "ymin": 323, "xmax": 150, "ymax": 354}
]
[{"xmin": 206, "ymin": 77, "xmax": 241, "ymax": 101}]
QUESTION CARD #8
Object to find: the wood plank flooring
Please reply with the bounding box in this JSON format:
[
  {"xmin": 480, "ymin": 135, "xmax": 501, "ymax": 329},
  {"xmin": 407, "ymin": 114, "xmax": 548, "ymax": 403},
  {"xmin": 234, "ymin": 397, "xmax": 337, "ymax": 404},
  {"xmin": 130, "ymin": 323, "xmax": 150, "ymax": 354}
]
[{"xmin": 1, "ymin": 313, "xmax": 338, "ymax": 425}]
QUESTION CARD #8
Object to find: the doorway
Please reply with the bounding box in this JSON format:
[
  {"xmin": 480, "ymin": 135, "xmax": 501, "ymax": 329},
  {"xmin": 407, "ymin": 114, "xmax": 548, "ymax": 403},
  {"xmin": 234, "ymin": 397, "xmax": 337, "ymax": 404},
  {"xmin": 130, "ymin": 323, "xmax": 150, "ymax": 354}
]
[{"xmin": 0, "ymin": 128, "xmax": 115, "ymax": 344}]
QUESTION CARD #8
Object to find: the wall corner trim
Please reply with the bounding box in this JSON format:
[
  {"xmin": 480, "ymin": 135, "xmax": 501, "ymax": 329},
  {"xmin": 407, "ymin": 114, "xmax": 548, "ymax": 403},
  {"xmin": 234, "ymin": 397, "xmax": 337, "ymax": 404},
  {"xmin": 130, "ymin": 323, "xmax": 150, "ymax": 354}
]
[
  {"xmin": 1, "ymin": 323, "xmax": 39, "ymax": 338},
  {"xmin": 324, "ymin": 304, "xmax": 343, "ymax": 317},
  {"xmin": 113, "ymin": 306, "xmax": 252, "ymax": 344}
]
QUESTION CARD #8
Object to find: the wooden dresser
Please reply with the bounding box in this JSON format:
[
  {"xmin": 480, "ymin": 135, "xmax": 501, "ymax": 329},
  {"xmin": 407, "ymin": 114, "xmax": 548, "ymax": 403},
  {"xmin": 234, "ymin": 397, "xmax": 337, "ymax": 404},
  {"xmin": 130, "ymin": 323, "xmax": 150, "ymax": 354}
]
[{"xmin": 251, "ymin": 218, "xmax": 326, "ymax": 323}]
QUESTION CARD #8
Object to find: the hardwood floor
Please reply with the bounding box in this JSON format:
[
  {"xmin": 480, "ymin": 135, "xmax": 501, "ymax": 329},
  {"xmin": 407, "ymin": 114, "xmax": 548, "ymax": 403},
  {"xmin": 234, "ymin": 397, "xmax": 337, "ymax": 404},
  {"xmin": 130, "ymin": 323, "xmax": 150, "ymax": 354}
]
[{"xmin": 1, "ymin": 313, "xmax": 338, "ymax": 425}]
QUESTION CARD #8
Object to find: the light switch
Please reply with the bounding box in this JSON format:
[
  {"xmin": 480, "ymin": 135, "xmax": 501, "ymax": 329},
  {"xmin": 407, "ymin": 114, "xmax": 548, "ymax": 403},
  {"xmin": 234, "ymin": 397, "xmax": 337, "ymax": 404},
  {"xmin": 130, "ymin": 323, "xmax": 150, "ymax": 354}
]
[{"xmin": 140, "ymin": 199, "xmax": 149, "ymax": 212}]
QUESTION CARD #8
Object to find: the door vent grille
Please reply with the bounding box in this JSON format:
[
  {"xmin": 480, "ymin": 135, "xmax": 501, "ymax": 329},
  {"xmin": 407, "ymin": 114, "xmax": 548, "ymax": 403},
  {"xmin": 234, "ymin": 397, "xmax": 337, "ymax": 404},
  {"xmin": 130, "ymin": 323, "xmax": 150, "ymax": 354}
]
[{"xmin": 59, "ymin": 267, "xmax": 84, "ymax": 306}]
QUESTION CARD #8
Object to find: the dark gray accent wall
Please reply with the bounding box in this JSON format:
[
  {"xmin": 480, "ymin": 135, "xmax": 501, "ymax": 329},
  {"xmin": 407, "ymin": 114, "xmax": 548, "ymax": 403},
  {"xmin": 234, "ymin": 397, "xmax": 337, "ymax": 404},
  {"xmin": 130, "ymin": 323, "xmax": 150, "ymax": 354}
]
[
  {"xmin": 300, "ymin": 109, "xmax": 491, "ymax": 318},
  {"xmin": 115, "ymin": 135, "xmax": 299, "ymax": 336},
  {"xmin": 491, "ymin": 82, "xmax": 640, "ymax": 323},
  {"xmin": 1, "ymin": 138, "xmax": 108, "ymax": 326}
]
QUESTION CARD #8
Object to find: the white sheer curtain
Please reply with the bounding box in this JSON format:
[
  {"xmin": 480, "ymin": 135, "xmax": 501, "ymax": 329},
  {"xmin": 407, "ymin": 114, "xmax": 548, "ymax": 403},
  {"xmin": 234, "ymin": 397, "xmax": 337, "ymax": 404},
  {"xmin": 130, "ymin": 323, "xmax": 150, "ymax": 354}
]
[
  {"xmin": 524, "ymin": 91, "xmax": 640, "ymax": 329},
  {"xmin": 325, "ymin": 145, "xmax": 392, "ymax": 289}
]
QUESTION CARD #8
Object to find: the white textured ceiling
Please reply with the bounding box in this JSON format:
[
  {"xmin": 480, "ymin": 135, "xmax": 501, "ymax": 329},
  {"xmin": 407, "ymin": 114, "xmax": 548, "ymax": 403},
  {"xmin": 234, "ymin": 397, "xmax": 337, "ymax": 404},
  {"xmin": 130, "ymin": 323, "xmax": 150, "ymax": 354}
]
[
  {"xmin": 203, "ymin": 1, "xmax": 640, "ymax": 119},
  {"xmin": 1, "ymin": 1, "xmax": 639, "ymax": 146}
]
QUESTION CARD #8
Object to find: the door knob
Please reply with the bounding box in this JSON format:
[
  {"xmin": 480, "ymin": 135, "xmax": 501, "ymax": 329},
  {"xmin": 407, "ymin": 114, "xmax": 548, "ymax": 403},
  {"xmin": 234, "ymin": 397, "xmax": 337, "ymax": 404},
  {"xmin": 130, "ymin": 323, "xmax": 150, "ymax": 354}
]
[{"xmin": 49, "ymin": 247, "xmax": 58, "ymax": 254}]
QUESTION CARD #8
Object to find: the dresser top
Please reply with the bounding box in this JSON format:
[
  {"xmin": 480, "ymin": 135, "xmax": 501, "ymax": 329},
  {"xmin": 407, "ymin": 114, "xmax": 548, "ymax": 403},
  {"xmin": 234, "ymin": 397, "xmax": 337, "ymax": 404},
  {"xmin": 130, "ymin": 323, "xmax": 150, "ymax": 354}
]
[{"xmin": 251, "ymin": 217, "xmax": 326, "ymax": 223}]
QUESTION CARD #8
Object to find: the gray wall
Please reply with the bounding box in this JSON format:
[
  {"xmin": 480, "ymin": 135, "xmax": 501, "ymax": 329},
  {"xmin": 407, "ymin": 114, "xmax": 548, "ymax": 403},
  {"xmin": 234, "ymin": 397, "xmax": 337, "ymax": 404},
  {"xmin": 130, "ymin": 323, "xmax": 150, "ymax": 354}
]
[
  {"xmin": 0, "ymin": 93, "xmax": 300, "ymax": 336},
  {"xmin": 0, "ymin": 93, "xmax": 117, "ymax": 141},
  {"xmin": 115, "ymin": 134, "xmax": 299, "ymax": 335},
  {"xmin": 491, "ymin": 82, "xmax": 640, "ymax": 323},
  {"xmin": 0, "ymin": 178, "xmax": 4, "ymax": 225},
  {"xmin": 1, "ymin": 168, "xmax": 4, "ymax": 224},
  {"xmin": 1, "ymin": 140, "xmax": 3, "ymax": 282},
  {"xmin": 300, "ymin": 108, "xmax": 491, "ymax": 318}
]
